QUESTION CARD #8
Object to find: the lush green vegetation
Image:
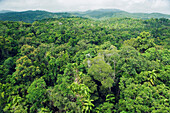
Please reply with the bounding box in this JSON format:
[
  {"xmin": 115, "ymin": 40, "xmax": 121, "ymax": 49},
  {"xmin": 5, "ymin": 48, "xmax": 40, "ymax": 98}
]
[{"xmin": 0, "ymin": 17, "xmax": 170, "ymax": 113}]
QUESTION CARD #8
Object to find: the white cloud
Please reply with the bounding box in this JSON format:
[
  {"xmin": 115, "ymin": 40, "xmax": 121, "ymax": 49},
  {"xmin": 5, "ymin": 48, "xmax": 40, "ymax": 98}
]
[{"xmin": 0, "ymin": 0, "xmax": 169, "ymax": 14}]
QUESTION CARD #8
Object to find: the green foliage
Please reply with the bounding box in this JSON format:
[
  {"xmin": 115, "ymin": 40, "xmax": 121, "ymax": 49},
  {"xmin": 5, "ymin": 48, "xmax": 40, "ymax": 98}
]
[
  {"xmin": 124, "ymin": 31, "xmax": 155, "ymax": 53},
  {"xmin": 95, "ymin": 94, "xmax": 115, "ymax": 113},
  {"xmin": 70, "ymin": 82, "xmax": 94, "ymax": 113},
  {"xmin": 118, "ymin": 76, "xmax": 170, "ymax": 113},
  {"xmin": 13, "ymin": 55, "xmax": 41, "ymax": 84},
  {"xmin": 0, "ymin": 17, "xmax": 169, "ymax": 113},
  {"xmin": 26, "ymin": 78, "xmax": 47, "ymax": 112},
  {"xmin": 88, "ymin": 55, "xmax": 114, "ymax": 89}
]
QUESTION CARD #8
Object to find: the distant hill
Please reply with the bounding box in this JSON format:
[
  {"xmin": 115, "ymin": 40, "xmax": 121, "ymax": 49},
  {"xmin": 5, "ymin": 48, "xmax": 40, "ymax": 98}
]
[
  {"xmin": 112, "ymin": 12, "xmax": 170, "ymax": 19},
  {"xmin": 0, "ymin": 10, "xmax": 14, "ymax": 13},
  {"xmin": 73, "ymin": 9, "xmax": 126, "ymax": 18},
  {"xmin": 0, "ymin": 10, "xmax": 74, "ymax": 23},
  {"xmin": 0, "ymin": 9, "xmax": 169, "ymax": 23},
  {"xmin": 73, "ymin": 9, "xmax": 170, "ymax": 19}
]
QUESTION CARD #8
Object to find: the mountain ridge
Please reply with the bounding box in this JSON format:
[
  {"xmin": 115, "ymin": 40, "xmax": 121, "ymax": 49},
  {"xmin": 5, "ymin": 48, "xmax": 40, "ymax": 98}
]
[{"xmin": 0, "ymin": 9, "xmax": 169, "ymax": 23}]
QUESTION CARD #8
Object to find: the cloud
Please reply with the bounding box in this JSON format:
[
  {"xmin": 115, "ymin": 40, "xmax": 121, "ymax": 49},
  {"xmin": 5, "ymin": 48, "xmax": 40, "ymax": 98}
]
[{"xmin": 0, "ymin": 0, "xmax": 169, "ymax": 14}]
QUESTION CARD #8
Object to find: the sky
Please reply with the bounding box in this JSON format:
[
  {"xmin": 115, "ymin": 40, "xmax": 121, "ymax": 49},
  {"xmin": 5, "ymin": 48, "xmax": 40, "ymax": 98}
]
[{"xmin": 0, "ymin": 0, "xmax": 170, "ymax": 14}]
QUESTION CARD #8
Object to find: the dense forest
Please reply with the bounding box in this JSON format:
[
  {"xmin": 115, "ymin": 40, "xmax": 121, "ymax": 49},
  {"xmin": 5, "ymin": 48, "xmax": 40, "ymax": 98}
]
[{"xmin": 0, "ymin": 16, "xmax": 170, "ymax": 113}]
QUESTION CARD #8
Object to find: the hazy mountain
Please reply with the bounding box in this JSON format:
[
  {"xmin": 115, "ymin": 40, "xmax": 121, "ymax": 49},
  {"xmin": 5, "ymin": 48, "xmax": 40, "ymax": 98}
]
[
  {"xmin": 0, "ymin": 10, "xmax": 14, "ymax": 13},
  {"xmin": 112, "ymin": 12, "xmax": 170, "ymax": 19},
  {"xmin": 73, "ymin": 9, "xmax": 126, "ymax": 18},
  {"xmin": 0, "ymin": 9, "xmax": 169, "ymax": 23},
  {"xmin": 0, "ymin": 10, "xmax": 74, "ymax": 23},
  {"xmin": 73, "ymin": 9, "xmax": 170, "ymax": 19},
  {"xmin": 85, "ymin": 8, "xmax": 123, "ymax": 13}
]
